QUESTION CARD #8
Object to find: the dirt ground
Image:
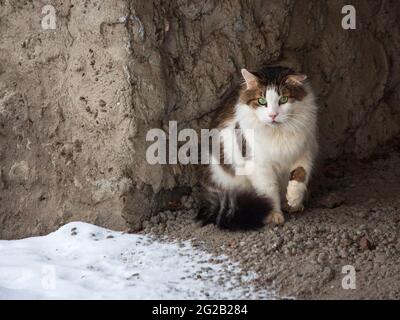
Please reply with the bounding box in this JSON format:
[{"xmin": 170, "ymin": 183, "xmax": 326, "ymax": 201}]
[{"xmin": 142, "ymin": 142, "xmax": 400, "ymax": 299}]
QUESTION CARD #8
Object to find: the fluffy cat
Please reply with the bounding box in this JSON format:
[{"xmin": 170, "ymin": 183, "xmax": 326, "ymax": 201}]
[{"xmin": 197, "ymin": 66, "xmax": 318, "ymax": 230}]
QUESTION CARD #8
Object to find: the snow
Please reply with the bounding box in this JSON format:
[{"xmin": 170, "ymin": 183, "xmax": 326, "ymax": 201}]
[{"xmin": 0, "ymin": 222, "xmax": 274, "ymax": 300}]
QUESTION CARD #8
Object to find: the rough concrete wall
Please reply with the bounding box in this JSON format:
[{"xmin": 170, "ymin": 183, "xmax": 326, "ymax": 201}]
[
  {"xmin": 0, "ymin": 0, "xmax": 134, "ymax": 238},
  {"xmin": 1, "ymin": 0, "xmax": 399, "ymax": 238}
]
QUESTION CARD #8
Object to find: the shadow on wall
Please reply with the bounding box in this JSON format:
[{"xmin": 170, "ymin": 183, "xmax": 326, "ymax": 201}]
[{"xmin": 122, "ymin": 0, "xmax": 400, "ymax": 231}]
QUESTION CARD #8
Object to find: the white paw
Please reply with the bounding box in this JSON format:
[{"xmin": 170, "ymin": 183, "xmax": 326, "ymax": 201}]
[
  {"xmin": 286, "ymin": 180, "xmax": 307, "ymax": 212},
  {"xmin": 265, "ymin": 211, "xmax": 285, "ymax": 225}
]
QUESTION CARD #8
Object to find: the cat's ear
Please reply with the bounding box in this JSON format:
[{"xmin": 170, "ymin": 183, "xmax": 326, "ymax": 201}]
[
  {"xmin": 285, "ymin": 74, "xmax": 307, "ymax": 86},
  {"xmin": 241, "ymin": 69, "xmax": 259, "ymax": 89}
]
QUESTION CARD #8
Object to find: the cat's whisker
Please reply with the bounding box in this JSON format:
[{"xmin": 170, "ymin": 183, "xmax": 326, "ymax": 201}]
[
  {"xmin": 290, "ymin": 119, "xmax": 314, "ymax": 135},
  {"xmin": 284, "ymin": 117, "xmax": 314, "ymax": 136}
]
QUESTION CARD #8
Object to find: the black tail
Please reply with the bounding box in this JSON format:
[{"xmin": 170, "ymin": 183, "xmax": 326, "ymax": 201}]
[{"xmin": 196, "ymin": 189, "xmax": 272, "ymax": 231}]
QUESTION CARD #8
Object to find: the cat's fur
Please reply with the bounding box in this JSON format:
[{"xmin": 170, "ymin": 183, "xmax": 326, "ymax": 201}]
[{"xmin": 197, "ymin": 66, "xmax": 318, "ymax": 230}]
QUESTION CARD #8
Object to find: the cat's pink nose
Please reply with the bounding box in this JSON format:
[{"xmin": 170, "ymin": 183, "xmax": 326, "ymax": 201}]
[{"xmin": 269, "ymin": 113, "xmax": 279, "ymax": 121}]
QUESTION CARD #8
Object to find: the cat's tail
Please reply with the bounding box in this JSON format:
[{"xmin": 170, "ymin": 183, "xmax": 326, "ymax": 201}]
[{"xmin": 196, "ymin": 188, "xmax": 272, "ymax": 230}]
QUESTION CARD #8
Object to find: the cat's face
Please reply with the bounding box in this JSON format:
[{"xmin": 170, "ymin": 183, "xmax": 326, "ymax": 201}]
[{"xmin": 239, "ymin": 67, "xmax": 307, "ymax": 127}]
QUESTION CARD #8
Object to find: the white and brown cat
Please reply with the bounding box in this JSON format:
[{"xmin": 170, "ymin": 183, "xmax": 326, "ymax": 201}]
[{"xmin": 197, "ymin": 66, "xmax": 318, "ymax": 230}]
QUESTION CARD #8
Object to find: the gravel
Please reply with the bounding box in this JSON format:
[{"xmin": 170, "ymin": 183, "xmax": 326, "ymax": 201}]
[{"xmin": 141, "ymin": 149, "xmax": 400, "ymax": 299}]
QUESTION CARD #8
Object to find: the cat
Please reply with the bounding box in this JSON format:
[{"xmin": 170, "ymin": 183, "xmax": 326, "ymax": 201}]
[{"xmin": 197, "ymin": 65, "xmax": 318, "ymax": 230}]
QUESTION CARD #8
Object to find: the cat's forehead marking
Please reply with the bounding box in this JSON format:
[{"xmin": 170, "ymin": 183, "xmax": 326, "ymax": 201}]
[{"xmin": 265, "ymin": 86, "xmax": 280, "ymax": 101}]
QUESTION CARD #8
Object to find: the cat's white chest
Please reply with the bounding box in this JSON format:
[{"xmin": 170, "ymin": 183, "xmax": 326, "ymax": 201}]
[{"xmin": 249, "ymin": 128, "xmax": 306, "ymax": 166}]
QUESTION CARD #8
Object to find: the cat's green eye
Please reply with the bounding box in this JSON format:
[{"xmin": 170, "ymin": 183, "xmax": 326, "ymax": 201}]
[
  {"xmin": 279, "ymin": 96, "xmax": 289, "ymax": 105},
  {"xmin": 258, "ymin": 97, "xmax": 267, "ymax": 106}
]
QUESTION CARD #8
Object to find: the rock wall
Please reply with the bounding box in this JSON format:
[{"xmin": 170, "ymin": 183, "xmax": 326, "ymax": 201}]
[{"xmin": 0, "ymin": 0, "xmax": 399, "ymax": 238}]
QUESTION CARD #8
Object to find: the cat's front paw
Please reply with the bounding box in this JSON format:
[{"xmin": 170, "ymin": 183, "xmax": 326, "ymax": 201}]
[
  {"xmin": 265, "ymin": 211, "xmax": 285, "ymax": 225},
  {"xmin": 286, "ymin": 180, "xmax": 307, "ymax": 213}
]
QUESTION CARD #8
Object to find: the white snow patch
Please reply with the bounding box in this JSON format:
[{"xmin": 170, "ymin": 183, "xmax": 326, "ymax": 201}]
[{"xmin": 0, "ymin": 222, "xmax": 274, "ymax": 300}]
